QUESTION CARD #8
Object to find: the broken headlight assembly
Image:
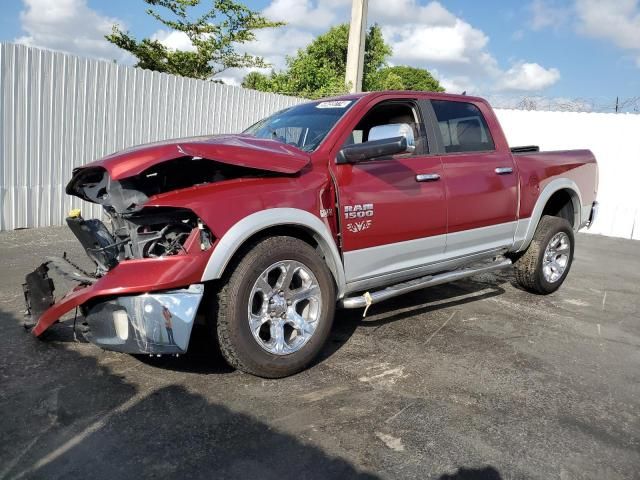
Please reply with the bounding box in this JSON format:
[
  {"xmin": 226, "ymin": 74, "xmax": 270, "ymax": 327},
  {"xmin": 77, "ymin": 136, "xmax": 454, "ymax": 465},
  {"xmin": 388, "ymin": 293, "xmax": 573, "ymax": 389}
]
[{"xmin": 66, "ymin": 207, "xmax": 213, "ymax": 276}]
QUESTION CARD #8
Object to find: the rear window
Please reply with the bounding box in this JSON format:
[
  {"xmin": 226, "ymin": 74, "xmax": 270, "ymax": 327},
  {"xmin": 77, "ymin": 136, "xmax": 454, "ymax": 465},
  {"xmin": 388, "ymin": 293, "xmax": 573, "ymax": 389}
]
[{"xmin": 431, "ymin": 100, "xmax": 495, "ymax": 154}]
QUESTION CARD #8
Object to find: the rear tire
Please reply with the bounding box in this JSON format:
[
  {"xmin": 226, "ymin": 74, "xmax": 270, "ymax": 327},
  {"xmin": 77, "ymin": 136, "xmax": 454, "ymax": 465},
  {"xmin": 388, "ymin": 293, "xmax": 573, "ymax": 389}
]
[
  {"xmin": 212, "ymin": 236, "xmax": 336, "ymax": 378},
  {"xmin": 513, "ymin": 215, "xmax": 575, "ymax": 294}
]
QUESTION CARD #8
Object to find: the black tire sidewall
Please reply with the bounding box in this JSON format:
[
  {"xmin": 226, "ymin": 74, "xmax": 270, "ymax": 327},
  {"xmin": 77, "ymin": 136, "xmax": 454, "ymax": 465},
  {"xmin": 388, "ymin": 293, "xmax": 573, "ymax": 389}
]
[
  {"xmin": 534, "ymin": 218, "xmax": 575, "ymax": 294},
  {"xmin": 221, "ymin": 237, "xmax": 335, "ymax": 377}
]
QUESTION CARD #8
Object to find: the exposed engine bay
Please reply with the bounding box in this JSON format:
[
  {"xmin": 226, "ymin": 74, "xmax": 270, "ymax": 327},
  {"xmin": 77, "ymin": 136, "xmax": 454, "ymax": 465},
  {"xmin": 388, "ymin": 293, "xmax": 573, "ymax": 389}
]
[
  {"xmin": 66, "ymin": 207, "xmax": 213, "ymax": 276},
  {"xmin": 61, "ymin": 156, "xmax": 273, "ymax": 275}
]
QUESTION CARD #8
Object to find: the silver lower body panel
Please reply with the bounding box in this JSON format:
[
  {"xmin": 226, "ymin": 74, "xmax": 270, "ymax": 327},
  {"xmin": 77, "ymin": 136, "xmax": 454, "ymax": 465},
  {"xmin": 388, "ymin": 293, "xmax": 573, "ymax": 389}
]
[{"xmin": 84, "ymin": 284, "xmax": 204, "ymax": 354}]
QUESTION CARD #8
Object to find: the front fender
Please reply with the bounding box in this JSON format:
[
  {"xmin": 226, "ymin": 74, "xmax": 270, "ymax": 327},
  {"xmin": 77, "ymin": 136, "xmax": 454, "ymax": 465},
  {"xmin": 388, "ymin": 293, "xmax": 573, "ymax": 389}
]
[{"xmin": 200, "ymin": 208, "xmax": 347, "ymax": 298}]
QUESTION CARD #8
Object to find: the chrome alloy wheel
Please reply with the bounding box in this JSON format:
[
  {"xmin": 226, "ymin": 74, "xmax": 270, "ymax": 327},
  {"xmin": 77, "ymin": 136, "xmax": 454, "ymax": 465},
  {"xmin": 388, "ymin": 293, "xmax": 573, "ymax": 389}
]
[
  {"xmin": 542, "ymin": 232, "xmax": 571, "ymax": 283},
  {"xmin": 248, "ymin": 260, "xmax": 322, "ymax": 355}
]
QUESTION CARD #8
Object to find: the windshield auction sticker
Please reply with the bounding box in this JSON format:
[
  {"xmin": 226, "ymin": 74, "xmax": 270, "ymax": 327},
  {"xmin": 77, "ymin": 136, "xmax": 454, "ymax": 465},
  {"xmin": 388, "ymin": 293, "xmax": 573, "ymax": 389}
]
[{"xmin": 316, "ymin": 100, "xmax": 352, "ymax": 109}]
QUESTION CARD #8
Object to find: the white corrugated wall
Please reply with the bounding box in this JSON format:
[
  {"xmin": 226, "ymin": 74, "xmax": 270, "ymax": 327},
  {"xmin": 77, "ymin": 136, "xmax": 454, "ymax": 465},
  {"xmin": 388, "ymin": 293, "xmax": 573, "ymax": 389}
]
[
  {"xmin": 495, "ymin": 109, "xmax": 640, "ymax": 240},
  {"xmin": 0, "ymin": 43, "xmax": 303, "ymax": 230},
  {"xmin": 1, "ymin": 43, "xmax": 639, "ymax": 239}
]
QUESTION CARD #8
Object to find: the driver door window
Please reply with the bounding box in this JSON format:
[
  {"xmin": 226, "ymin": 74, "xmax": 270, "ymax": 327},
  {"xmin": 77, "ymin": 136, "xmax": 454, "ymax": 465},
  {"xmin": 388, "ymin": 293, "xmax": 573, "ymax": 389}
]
[{"xmin": 343, "ymin": 101, "xmax": 427, "ymax": 155}]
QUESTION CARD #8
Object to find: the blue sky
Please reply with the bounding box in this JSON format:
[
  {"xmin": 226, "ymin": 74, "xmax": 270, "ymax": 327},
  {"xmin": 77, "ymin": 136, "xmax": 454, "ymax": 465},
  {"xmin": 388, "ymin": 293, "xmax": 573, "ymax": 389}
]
[{"xmin": 3, "ymin": 0, "xmax": 639, "ymax": 110}]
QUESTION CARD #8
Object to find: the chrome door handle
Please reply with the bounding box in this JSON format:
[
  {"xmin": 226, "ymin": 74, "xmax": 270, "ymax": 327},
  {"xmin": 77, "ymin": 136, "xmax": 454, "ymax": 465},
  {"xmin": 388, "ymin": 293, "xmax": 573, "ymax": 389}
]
[
  {"xmin": 495, "ymin": 167, "xmax": 513, "ymax": 175},
  {"xmin": 416, "ymin": 173, "xmax": 441, "ymax": 182}
]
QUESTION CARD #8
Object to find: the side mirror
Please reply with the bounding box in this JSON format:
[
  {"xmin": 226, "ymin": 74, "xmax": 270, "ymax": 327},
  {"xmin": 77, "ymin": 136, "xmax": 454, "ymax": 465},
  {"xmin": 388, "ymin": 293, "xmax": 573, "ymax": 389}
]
[
  {"xmin": 337, "ymin": 136, "xmax": 408, "ymax": 164},
  {"xmin": 368, "ymin": 123, "xmax": 415, "ymax": 150},
  {"xmin": 336, "ymin": 123, "xmax": 415, "ymax": 164}
]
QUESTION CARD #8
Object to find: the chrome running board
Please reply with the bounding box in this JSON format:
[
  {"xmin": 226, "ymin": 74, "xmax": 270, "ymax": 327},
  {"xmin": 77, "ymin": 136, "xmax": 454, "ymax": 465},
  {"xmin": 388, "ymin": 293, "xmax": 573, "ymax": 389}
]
[{"xmin": 340, "ymin": 257, "xmax": 513, "ymax": 310}]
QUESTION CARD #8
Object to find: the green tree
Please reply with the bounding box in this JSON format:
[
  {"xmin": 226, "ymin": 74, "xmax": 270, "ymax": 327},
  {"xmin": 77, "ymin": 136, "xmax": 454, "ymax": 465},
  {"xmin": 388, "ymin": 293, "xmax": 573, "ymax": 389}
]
[
  {"xmin": 242, "ymin": 71, "xmax": 268, "ymax": 90},
  {"xmin": 242, "ymin": 24, "xmax": 443, "ymax": 98},
  {"xmin": 106, "ymin": 0, "xmax": 284, "ymax": 80},
  {"xmin": 368, "ymin": 65, "xmax": 444, "ymax": 92},
  {"xmin": 242, "ymin": 23, "xmax": 391, "ymax": 98}
]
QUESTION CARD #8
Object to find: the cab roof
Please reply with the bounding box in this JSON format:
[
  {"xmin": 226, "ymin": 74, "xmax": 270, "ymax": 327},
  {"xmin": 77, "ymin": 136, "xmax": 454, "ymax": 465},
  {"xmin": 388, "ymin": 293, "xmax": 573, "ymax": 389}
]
[{"xmin": 315, "ymin": 90, "xmax": 488, "ymax": 105}]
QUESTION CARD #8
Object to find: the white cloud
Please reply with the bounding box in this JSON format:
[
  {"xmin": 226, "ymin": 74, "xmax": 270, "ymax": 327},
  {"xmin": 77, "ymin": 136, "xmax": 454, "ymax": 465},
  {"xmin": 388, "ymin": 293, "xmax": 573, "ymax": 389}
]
[
  {"xmin": 382, "ymin": 21, "xmax": 492, "ymax": 68},
  {"xmin": 217, "ymin": 26, "xmax": 316, "ymax": 85},
  {"xmin": 369, "ymin": 0, "xmax": 491, "ymax": 71},
  {"xmin": 434, "ymin": 72, "xmax": 477, "ymax": 95},
  {"xmin": 240, "ymin": 28, "xmax": 314, "ymax": 68},
  {"xmin": 498, "ymin": 62, "xmax": 561, "ymax": 91},
  {"xmin": 15, "ymin": 0, "xmax": 129, "ymax": 62},
  {"xmin": 528, "ymin": 0, "xmax": 640, "ymax": 66},
  {"xmin": 263, "ymin": 0, "xmax": 339, "ymax": 29},
  {"xmin": 233, "ymin": 0, "xmax": 562, "ymax": 93},
  {"xmin": 13, "ymin": 0, "xmax": 562, "ymax": 93},
  {"xmin": 369, "ymin": 0, "xmax": 456, "ymax": 26},
  {"xmin": 575, "ymin": 0, "xmax": 640, "ymax": 64},
  {"xmin": 151, "ymin": 30, "xmax": 196, "ymax": 52},
  {"xmin": 528, "ymin": 0, "xmax": 570, "ymax": 31},
  {"xmin": 370, "ymin": 1, "xmax": 558, "ymax": 93}
]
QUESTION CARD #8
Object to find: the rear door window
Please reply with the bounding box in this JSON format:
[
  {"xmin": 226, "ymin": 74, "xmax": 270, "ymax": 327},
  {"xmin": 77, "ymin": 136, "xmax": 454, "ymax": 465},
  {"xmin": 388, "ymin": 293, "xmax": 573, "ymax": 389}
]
[{"xmin": 431, "ymin": 100, "xmax": 495, "ymax": 154}]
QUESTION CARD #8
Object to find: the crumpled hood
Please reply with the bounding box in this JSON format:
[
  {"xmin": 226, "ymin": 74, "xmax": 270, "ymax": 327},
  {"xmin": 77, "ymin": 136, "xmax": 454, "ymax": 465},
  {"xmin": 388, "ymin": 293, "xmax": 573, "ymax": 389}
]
[
  {"xmin": 66, "ymin": 134, "xmax": 311, "ymax": 212},
  {"xmin": 79, "ymin": 134, "xmax": 310, "ymax": 180}
]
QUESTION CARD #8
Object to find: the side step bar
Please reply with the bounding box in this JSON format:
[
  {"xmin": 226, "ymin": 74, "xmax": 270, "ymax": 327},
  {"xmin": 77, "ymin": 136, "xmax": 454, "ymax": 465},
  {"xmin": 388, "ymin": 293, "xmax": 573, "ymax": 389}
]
[{"xmin": 340, "ymin": 257, "xmax": 513, "ymax": 309}]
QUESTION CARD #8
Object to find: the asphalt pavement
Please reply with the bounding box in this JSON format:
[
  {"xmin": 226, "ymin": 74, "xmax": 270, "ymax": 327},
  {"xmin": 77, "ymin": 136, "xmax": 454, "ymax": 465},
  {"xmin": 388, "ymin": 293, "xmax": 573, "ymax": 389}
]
[{"xmin": 0, "ymin": 227, "xmax": 638, "ymax": 479}]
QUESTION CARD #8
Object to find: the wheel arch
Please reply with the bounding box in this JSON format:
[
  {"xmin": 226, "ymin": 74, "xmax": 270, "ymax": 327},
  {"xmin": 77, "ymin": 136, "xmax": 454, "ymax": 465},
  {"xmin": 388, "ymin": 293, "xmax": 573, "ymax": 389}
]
[
  {"xmin": 513, "ymin": 179, "xmax": 583, "ymax": 252},
  {"xmin": 542, "ymin": 188, "xmax": 580, "ymax": 229},
  {"xmin": 201, "ymin": 208, "xmax": 346, "ymax": 298}
]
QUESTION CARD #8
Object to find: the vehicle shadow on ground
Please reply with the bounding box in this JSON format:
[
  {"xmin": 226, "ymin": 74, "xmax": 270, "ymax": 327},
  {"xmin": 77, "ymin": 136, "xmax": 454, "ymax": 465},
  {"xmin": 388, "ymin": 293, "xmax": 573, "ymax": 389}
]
[
  {"xmin": 438, "ymin": 466, "xmax": 503, "ymax": 479},
  {"xmin": 35, "ymin": 316, "xmax": 234, "ymax": 374},
  {"xmin": 32, "ymin": 273, "xmax": 511, "ymax": 376},
  {"xmin": 134, "ymin": 324, "xmax": 235, "ymax": 374},
  {"xmin": 0, "ymin": 308, "xmax": 380, "ymax": 480},
  {"xmin": 2, "ymin": 307, "xmax": 508, "ymax": 480},
  {"xmin": 317, "ymin": 276, "xmax": 508, "ymax": 365},
  {"xmin": 351, "ymin": 280, "xmax": 506, "ymax": 328}
]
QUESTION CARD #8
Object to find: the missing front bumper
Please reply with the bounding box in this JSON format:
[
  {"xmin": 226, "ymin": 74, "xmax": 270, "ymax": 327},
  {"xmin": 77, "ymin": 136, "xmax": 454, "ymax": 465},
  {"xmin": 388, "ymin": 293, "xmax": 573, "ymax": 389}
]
[
  {"xmin": 83, "ymin": 284, "xmax": 204, "ymax": 354},
  {"xmin": 22, "ymin": 264, "xmax": 55, "ymax": 329},
  {"xmin": 23, "ymin": 256, "xmax": 95, "ymax": 329}
]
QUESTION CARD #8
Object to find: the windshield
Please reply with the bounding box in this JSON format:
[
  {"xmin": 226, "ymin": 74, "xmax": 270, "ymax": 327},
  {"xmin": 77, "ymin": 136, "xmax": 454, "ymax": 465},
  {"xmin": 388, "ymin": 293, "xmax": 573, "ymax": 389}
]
[{"xmin": 243, "ymin": 99, "xmax": 356, "ymax": 152}]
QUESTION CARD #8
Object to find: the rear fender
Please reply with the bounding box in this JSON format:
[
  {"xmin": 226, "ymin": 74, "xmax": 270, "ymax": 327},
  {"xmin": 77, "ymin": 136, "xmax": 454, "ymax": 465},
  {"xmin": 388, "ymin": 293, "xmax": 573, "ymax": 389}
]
[{"xmin": 512, "ymin": 178, "xmax": 583, "ymax": 252}]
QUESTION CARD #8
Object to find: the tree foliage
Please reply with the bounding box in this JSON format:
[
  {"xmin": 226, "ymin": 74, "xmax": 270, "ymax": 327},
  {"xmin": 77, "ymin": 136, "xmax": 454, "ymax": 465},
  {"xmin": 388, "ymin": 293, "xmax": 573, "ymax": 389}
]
[
  {"xmin": 106, "ymin": 0, "xmax": 284, "ymax": 80},
  {"xmin": 368, "ymin": 66, "xmax": 444, "ymax": 92},
  {"xmin": 242, "ymin": 24, "xmax": 390, "ymax": 98},
  {"xmin": 242, "ymin": 23, "xmax": 443, "ymax": 98}
]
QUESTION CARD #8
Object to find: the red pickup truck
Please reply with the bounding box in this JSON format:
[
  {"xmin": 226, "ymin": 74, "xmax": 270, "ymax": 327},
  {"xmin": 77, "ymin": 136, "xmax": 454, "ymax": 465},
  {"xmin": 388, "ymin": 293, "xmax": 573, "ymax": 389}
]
[{"xmin": 23, "ymin": 91, "xmax": 598, "ymax": 378}]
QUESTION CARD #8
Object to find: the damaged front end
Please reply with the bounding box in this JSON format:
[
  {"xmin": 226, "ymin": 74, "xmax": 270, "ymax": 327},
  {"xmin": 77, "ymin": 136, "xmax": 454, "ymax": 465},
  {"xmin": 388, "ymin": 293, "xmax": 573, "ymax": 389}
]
[
  {"xmin": 22, "ymin": 164, "xmax": 227, "ymax": 354},
  {"xmin": 23, "ymin": 136, "xmax": 310, "ymax": 354},
  {"xmin": 23, "ymin": 203, "xmax": 211, "ymax": 354}
]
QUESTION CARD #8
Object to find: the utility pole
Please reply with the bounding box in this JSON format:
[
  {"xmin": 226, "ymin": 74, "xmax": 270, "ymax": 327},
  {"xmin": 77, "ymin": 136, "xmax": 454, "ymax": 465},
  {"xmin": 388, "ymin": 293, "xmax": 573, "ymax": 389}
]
[{"xmin": 345, "ymin": 0, "xmax": 368, "ymax": 93}]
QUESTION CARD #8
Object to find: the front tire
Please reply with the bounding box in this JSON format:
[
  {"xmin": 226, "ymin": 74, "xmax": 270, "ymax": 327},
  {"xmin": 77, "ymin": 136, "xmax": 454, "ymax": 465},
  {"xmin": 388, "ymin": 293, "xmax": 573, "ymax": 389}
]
[
  {"xmin": 513, "ymin": 215, "xmax": 575, "ymax": 294},
  {"xmin": 212, "ymin": 236, "xmax": 336, "ymax": 378}
]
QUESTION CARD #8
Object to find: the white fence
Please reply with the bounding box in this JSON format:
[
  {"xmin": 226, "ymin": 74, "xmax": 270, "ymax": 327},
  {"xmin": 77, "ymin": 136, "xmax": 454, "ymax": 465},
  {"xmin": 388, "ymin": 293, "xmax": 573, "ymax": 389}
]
[
  {"xmin": 1, "ymin": 43, "xmax": 639, "ymax": 239},
  {"xmin": 495, "ymin": 109, "xmax": 640, "ymax": 240}
]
